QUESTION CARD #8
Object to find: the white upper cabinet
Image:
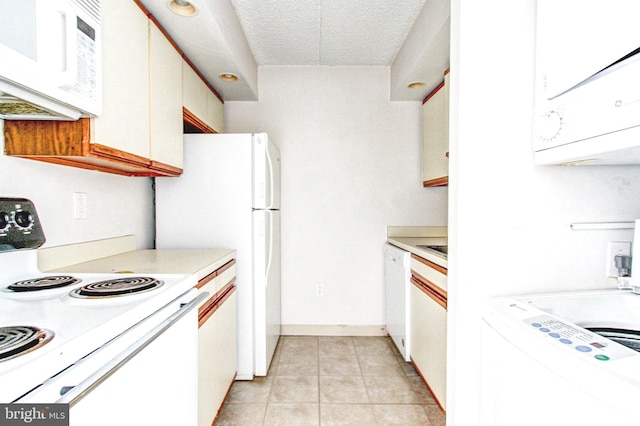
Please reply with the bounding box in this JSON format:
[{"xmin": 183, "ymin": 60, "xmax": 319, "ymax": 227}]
[
  {"xmin": 207, "ymin": 89, "xmax": 225, "ymax": 133},
  {"xmin": 422, "ymin": 69, "xmax": 450, "ymax": 187},
  {"xmin": 93, "ymin": 0, "xmax": 150, "ymax": 160},
  {"xmin": 183, "ymin": 61, "xmax": 224, "ymax": 133},
  {"xmin": 149, "ymin": 23, "xmax": 184, "ymax": 169},
  {"xmin": 183, "ymin": 61, "xmax": 208, "ymax": 125}
]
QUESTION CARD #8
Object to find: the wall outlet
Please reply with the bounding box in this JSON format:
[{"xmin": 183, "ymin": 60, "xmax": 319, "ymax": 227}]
[
  {"xmin": 315, "ymin": 282, "xmax": 324, "ymax": 297},
  {"xmin": 606, "ymin": 241, "xmax": 631, "ymax": 277},
  {"xmin": 73, "ymin": 192, "xmax": 88, "ymax": 219}
]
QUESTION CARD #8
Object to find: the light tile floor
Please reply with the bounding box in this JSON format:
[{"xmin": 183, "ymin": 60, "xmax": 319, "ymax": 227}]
[{"xmin": 216, "ymin": 336, "xmax": 446, "ymax": 425}]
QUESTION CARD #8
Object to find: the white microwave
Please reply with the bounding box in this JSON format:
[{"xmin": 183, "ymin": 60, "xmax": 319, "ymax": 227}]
[
  {"xmin": 533, "ymin": 1, "xmax": 640, "ymax": 165},
  {"xmin": 0, "ymin": 0, "xmax": 102, "ymax": 121}
]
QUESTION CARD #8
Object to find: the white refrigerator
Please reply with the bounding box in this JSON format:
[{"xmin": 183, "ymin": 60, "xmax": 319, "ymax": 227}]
[{"xmin": 155, "ymin": 133, "xmax": 281, "ymax": 379}]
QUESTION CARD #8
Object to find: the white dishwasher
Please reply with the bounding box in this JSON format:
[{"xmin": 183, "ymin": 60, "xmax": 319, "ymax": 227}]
[{"xmin": 384, "ymin": 242, "xmax": 411, "ymax": 361}]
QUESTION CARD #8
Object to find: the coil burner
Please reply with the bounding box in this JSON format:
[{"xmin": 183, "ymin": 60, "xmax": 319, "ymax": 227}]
[
  {"xmin": 7, "ymin": 276, "xmax": 81, "ymax": 292},
  {"xmin": 0, "ymin": 326, "xmax": 54, "ymax": 362},
  {"xmin": 71, "ymin": 277, "xmax": 164, "ymax": 299}
]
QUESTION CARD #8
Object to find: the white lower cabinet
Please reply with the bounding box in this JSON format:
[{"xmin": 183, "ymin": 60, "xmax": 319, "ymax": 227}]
[
  {"xmin": 410, "ymin": 255, "xmax": 447, "ymax": 410},
  {"xmin": 411, "ymin": 284, "xmax": 447, "ymax": 409},
  {"xmin": 197, "ymin": 260, "xmax": 237, "ymax": 426},
  {"xmin": 198, "ymin": 289, "xmax": 236, "ymax": 426},
  {"xmin": 215, "ymin": 291, "xmax": 237, "ymax": 406}
]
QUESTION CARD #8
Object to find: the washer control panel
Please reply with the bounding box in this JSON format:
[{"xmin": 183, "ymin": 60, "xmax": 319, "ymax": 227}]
[{"xmin": 525, "ymin": 314, "xmax": 634, "ymax": 362}]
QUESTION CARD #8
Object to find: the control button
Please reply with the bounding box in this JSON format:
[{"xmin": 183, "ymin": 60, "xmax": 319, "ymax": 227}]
[
  {"xmin": 531, "ymin": 323, "xmax": 542, "ymax": 327},
  {"xmin": 13, "ymin": 211, "xmax": 33, "ymax": 229},
  {"xmin": 559, "ymin": 338, "xmax": 572, "ymax": 345},
  {"xmin": 576, "ymin": 345, "xmax": 593, "ymax": 353},
  {"xmin": 539, "ymin": 327, "xmax": 550, "ymax": 332},
  {"xmin": 594, "ymin": 354, "xmax": 610, "ymax": 361},
  {"xmin": 548, "ymin": 333, "xmax": 561, "ymax": 338},
  {"xmin": 0, "ymin": 212, "xmax": 8, "ymax": 231}
]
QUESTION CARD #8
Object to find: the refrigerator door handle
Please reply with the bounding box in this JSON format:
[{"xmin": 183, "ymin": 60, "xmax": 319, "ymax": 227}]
[
  {"xmin": 264, "ymin": 211, "xmax": 274, "ymax": 287},
  {"xmin": 265, "ymin": 143, "xmax": 275, "ymax": 209}
]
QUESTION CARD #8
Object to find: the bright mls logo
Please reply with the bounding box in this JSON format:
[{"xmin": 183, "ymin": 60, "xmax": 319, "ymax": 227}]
[{"xmin": 0, "ymin": 404, "xmax": 68, "ymax": 425}]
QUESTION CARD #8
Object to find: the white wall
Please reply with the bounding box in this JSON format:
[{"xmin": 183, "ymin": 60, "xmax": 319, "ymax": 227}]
[
  {"xmin": 0, "ymin": 121, "xmax": 155, "ymax": 250},
  {"xmin": 449, "ymin": 1, "xmax": 640, "ymax": 424},
  {"xmin": 225, "ymin": 66, "xmax": 447, "ymax": 329}
]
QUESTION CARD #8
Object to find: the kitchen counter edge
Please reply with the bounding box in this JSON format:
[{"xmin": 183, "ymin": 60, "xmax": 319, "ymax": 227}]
[
  {"xmin": 387, "ymin": 237, "xmax": 448, "ymax": 268},
  {"xmin": 48, "ymin": 248, "xmax": 236, "ymax": 282}
]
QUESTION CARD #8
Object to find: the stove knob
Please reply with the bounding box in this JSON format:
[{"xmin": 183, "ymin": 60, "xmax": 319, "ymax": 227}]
[
  {"xmin": 13, "ymin": 211, "xmax": 33, "ymax": 229},
  {"xmin": 0, "ymin": 212, "xmax": 8, "ymax": 231}
]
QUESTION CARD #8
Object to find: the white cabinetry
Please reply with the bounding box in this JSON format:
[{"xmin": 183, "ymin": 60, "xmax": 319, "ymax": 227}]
[
  {"xmin": 94, "ymin": 0, "xmax": 149, "ymax": 159},
  {"xmin": 410, "ymin": 254, "xmax": 447, "ymax": 409},
  {"xmin": 183, "ymin": 62, "xmax": 225, "ymax": 133},
  {"xmin": 197, "ymin": 260, "xmax": 237, "ymax": 426},
  {"xmin": 422, "ymin": 69, "xmax": 450, "ymax": 187},
  {"xmin": 4, "ymin": 0, "xmax": 183, "ymax": 176},
  {"xmin": 149, "ymin": 23, "xmax": 183, "ymax": 169}
]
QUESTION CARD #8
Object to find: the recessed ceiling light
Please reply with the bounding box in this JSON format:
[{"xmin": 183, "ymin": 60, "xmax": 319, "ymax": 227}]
[
  {"xmin": 219, "ymin": 73, "xmax": 239, "ymax": 82},
  {"xmin": 167, "ymin": 0, "xmax": 198, "ymax": 17},
  {"xmin": 407, "ymin": 81, "xmax": 426, "ymax": 89}
]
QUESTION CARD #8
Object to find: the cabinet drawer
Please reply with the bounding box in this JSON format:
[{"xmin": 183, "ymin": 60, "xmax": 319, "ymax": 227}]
[
  {"xmin": 411, "ymin": 254, "xmax": 447, "ymax": 292},
  {"xmin": 216, "ymin": 261, "xmax": 236, "ymax": 294},
  {"xmin": 195, "ymin": 259, "xmax": 236, "ymax": 311}
]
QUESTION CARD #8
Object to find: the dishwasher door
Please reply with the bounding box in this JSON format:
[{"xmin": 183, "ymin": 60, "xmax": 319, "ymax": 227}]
[{"xmin": 384, "ymin": 243, "xmax": 411, "ymax": 361}]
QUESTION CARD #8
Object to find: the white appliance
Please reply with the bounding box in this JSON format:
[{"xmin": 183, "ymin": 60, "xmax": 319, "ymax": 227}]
[
  {"xmin": 0, "ymin": 197, "xmax": 202, "ymax": 425},
  {"xmin": 155, "ymin": 133, "xmax": 281, "ymax": 380},
  {"xmin": 629, "ymin": 219, "xmax": 640, "ymax": 292},
  {"xmin": 482, "ymin": 289, "xmax": 640, "ymax": 425},
  {"xmin": 0, "ymin": 0, "xmax": 102, "ymax": 120},
  {"xmin": 384, "ymin": 243, "xmax": 411, "ymax": 361},
  {"xmin": 533, "ymin": 0, "xmax": 640, "ymax": 165}
]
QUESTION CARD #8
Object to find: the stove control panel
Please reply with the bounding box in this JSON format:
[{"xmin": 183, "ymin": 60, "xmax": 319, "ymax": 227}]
[{"xmin": 0, "ymin": 198, "xmax": 46, "ymax": 251}]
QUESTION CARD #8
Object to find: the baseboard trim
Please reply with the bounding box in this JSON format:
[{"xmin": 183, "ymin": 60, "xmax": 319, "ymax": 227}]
[{"xmin": 281, "ymin": 324, "xmax": 387, "ymax": 336}]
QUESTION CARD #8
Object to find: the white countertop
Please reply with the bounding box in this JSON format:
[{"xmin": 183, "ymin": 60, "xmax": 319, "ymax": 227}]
[
  {"xmin": 50, "ymin": 249, "xmax": 236, "ymax": 281},
  {"xmin": 387, "ymin": 237, "xmax": 448, "ymax": 268}
]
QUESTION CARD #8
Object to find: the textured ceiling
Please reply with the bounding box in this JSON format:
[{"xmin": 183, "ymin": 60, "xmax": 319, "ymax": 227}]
[{"xmin": 229, "ymin": 0, "xmax": 427, "ymax": 66}]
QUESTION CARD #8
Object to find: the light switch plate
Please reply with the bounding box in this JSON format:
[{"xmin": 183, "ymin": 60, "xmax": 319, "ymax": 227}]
[{"xmin": 73, "ymin": 192, "xmax": 88, "ymax": 219}]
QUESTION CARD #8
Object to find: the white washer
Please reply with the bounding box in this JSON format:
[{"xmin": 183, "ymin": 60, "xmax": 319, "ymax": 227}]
[{"xmin": 481, "ymin": 290, "xmax": 640, "ymax": 426}]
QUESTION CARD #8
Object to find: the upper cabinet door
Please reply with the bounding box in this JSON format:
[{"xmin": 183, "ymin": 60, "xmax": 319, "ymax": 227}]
[
  {"xmin": 422, "ymin": 70, "xmax": 449, "ymax": 187},
  {"xmin": 207, "ymin": 90, "xmax": 225, "ymax": 133},
  {"xmin": 183, "ymin": 62, "xmax": 208, "ymax": 124},
  {"xmin": 149, "ymin": 23, "xmax": 183, "ymax": 169},
  {"xmin": 183, "ymin": 60, "xmax": 225, "ymax": 134},
  {"xmin": 93, "ymin": 0, "xmax": 150, "ymax": 159}
]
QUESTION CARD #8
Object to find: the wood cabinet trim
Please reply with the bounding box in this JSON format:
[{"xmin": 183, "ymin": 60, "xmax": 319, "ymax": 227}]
[
  {"xmin": 423, "ymin": 176, "xmax": 449, "ymax": 187},
  {"xmin": 423, "ymin": 80, "xmax": 445, "ymax": 105},
  {"xmin": 411, "ymin": 253, "xmax": 448, "ymax": 275},
  {"xmin": 183, "ymin": 108, "xmax": 217, "ymax": 134},
  {"xmin": 196, "ymin": 269, "xmax": 218, "ymax": 290},
  {"xmin": 4, "ymin": 118, "xmax": 182, "ymax": 177},
  {"xmin": 411, "ymin": 274, "xmax": 447, "ymax": 309},
  {"xmin": 198, "ymin": 281, "xmax": 236, "ymax": 327},
  {"xmin": 410, "ymin": 356, "xmax": 447, "ymax": 414},
  {"xmin": 90, "ymin": 143, "xmax": 150, "ymax": 166},
  {"xmin": 149, "ymin": 160, "xmax": 182, "ymax": 176},
  {"xmin": 216, "ymin": 259, "xmax": 236, "ymax": 275},
  {"xmin": 195, "ymin": 259, "xmax": 236, "ymax": 290},
  {"xmin": 211, "ymin": 374, "xmax": 238, "ymax": 426}
]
